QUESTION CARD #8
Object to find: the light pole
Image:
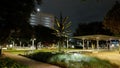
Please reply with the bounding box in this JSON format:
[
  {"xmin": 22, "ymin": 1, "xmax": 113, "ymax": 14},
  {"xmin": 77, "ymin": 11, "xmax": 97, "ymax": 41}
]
[
  {"xmin": 82, "ymin": 38, "xmax": 85, "ymax": 50},
  {"xmin": 31, "ymin": 38, "xmax": 36, "ymax": 50}
]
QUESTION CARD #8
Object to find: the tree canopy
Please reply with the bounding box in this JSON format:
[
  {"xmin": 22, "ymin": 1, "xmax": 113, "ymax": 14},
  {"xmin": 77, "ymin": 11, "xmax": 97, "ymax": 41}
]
[
  {"xmin": 53, "ymin": 13, "xmax": 72, "ymax": 52},
  {"xmin": 73, "ymin": 22, "xmax": 112, "ymax": 36},
  {"xmin": 0, "ymin": 0, "xmax": 41, "ymax": 44},
  {"xmin": 34, "ymin": 25, "xmax": 58, "ymax": 44},
  {"xmin": 103, "ymin": 1, "xmax": 120, "ymax": 35},
  {"xmin": 53, "ymin": 13, "xmax": 71, "ymax": 38}
]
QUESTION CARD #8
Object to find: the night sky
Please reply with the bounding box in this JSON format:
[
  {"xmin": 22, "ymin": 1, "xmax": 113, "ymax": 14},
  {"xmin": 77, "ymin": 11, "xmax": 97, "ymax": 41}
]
[{"xmin": 40, "ymin": 0, "xmax": 120, "ymax": 33}]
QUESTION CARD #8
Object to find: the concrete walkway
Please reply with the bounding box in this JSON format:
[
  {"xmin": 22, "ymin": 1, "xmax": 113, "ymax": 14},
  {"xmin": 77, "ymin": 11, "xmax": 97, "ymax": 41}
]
[{"xmin": 3, "ymin": 52, "xmax": 61, "ymax": 68}]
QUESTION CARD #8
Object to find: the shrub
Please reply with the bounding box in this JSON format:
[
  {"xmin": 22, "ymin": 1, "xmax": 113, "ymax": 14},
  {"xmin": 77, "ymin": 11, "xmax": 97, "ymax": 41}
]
[
  {"xmin": 48, "ymin": 53, "xmax": 115, "ymax": 68},
  {"xmin": 0, "ymin": 57, "xmax": 28, "ymax": 68},
  {"xmin": 27, "ymin": 52, "xmax": 56, "ymax": 62},
  {"xmin": 26, "ymin": 52, "xmax": 118, "ymax": 68}
]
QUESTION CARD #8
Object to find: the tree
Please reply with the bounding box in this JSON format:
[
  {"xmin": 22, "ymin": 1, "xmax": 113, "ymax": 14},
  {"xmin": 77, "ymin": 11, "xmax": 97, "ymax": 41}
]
[
  {"xmin": 0, "ymin": 0, "xmax": 41, "ymax": 55},
  {"xmin": 34, "ymin": 25, "xmax": 58, "ymax": 49},
  {"xmin": 53, "ymin": 13, "xmax": 71, "ymax": 52},
  {"xmin": 73, "ymin": 22, "xmax": 112, "ymax": 36},
  {"xmin": 103, "ymin": 1, "xmax": 120, "ymax": 36}
]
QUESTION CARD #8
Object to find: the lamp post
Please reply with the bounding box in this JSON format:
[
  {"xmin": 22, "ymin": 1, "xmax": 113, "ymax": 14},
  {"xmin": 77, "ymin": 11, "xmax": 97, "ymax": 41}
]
[
  {"xmin": 31, "ymin": 38, "xmax": 36, "ymax": 50},
  {"xmin": 82, "ymin": 38, "xmax": 85, "ymax": 50}
]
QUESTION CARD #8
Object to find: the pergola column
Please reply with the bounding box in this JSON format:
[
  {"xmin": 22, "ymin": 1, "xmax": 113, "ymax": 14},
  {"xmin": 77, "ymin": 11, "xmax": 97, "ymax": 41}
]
[
  {"xmin": 96, "ymin": 37, "xmax": 99, "ymax": 50},
  {"xmin": 119, "ymin": 39, "xmax": 120, "ymax": 53},
  {"xmin": 87, "ymin": 40, "xmax": 89, "ymax": 49},
  {"xmin": 96, "ymin": 39, "xmax": 99, "ymax": 49},
  {"xmin": 82, "ymin": 38, "xmax": 85, "ymax": 50},
  {"xmin": 109, "ymin": 38, "xmax": 112, "ymax": 49}
]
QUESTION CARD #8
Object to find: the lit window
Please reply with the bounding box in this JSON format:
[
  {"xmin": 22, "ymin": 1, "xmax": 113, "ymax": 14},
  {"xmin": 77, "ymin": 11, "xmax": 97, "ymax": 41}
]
[
  {"xmin": 44, "ymin": 17, "xmax": 50, "ymax": 20},
  {"xmin": 30, "ymin": 19, "xmax": 36, "ymax": 22},
  {"xmin": 45, "ymin": 23, "xmax": 49, "ymax": 25}
]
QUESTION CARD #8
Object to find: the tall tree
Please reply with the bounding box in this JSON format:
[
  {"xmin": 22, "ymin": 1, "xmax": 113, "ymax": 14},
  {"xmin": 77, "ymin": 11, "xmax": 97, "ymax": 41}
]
[
  {"xmin": 53, "ymin": 13, "xmax": 71, "ymax": 52},
  {"xmin": 34, "ymin": 25, "xmax": 58, "ymax": 48},
  {"xmin": 73, "ymin": 22, "xmax": 112, "ymax": 36},
  {"xmin": 0, "ymin": 0, "xmax": 41, "ymax": 55},
  {"xmin": 103, "ymin": 1, "xmax": 120, "ymax": 36}
]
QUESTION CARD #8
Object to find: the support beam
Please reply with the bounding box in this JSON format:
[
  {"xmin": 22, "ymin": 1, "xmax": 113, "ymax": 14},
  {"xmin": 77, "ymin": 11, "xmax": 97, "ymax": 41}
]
[
  {"xmin": 96, "ymin": 39, "xmax": 99, "ymax": 49},
  {"xmin": 96, "ymin": 37, "xmax": 99, "ymax": 50},
  {"xmin": 82, "ymin": 38, "xmax": 85, "ymax": 50},
  {"xmin": 87, "ymin": 40, "xmax": 89, "ymax": 49}
]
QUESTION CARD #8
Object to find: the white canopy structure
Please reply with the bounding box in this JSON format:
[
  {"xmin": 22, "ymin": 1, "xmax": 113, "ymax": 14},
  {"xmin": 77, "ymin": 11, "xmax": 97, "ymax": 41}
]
[{"xmin": 73, "ymin": 35, "xmax": 120, "ymax": 49}]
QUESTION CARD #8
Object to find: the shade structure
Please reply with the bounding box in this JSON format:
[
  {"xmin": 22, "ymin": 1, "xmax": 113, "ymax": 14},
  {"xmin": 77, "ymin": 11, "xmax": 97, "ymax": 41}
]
[
  {"xmin": 73, "ymin": 35, "xmax": 120, "ymax": 40},
  {"xmin": 73, "ymin": 35, "xmax": 120, "ymax": 49}
]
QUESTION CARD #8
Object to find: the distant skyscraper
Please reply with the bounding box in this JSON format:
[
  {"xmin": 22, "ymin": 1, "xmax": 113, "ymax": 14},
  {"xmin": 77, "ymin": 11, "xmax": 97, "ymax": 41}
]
[{"xmin": 30, "ymin": 12, "xmax": 54, "ymax": 28}]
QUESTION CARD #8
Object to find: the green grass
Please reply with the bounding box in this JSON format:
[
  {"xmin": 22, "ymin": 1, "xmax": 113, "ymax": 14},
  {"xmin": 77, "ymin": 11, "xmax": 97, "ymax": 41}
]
[
  {"xmin": 4, "ymin": 50, "xmax": 27, "ymax": 54},
  {"xmin": 3, "ymin": 48, "xmax": 58, "ymax": 55},
  {"xmin": 3, "ymin": 48, "xmax": 83, "ymax": 54},
  {"xmin": 3, "ymin": 48, "xmax": 119, "ymax": 68}
]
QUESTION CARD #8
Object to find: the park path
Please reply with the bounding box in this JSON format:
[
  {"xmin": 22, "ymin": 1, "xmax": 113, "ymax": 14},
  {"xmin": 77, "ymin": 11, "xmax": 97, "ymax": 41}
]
[{"xmin": 3, "ymin": 52, "xmax": 61, "ymax": 68}]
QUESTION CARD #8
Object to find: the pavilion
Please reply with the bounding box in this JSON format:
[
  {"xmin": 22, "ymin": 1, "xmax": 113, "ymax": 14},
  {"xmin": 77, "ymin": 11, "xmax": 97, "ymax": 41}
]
[{"xmin": 73, "ymin": 35, "xmax": 120, "ymax": 49}]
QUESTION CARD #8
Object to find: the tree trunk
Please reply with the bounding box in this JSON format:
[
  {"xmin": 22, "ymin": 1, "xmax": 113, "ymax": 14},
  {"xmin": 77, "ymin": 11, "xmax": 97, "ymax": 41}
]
[
  {"xmin": 0, "ymin": 49, "xmax": 2, "ymax": 56},
  {"xmin": 58, "ymin": 41, "xmax": 61, "ymax": 52}
]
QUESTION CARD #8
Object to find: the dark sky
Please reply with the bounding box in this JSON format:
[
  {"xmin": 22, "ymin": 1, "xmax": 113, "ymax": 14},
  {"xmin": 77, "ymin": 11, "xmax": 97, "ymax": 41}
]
[{"xmin": 40, "ymin": 0, "xmax": 120, "ymax": 33}]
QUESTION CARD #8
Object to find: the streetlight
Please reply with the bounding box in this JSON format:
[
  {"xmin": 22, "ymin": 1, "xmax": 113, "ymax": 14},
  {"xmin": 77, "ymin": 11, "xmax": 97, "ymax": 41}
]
[
  {"xmin": 30, "ymin": 38, "xmax": 36, "ymax": 50},
  {"xmin": 37, "ymin": 8, "xmax": 40, "ymax": 12}
]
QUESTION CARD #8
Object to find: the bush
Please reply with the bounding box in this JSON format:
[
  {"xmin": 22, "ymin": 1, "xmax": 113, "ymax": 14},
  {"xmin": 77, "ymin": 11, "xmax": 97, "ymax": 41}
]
[
  {"xmin": 48, "ymin": 53, "xmax": 115, "ymax": 68},
  {"xmin": 26, "ymin": 52, "xmax": 118, "ymax": 68},
  {"xmin": 26, "ymin": 52, "xmax": 59, "ymax": 62},
  {"xmin": 0, "ymin": 57, "xmax": 28, "ymax": 68}
]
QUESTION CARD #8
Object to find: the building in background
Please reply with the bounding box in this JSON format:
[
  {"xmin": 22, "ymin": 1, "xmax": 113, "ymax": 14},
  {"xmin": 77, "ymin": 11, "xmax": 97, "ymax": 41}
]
[{"xmin": 30, "ymin": 12, "xmax": 54, "ymax": 28}]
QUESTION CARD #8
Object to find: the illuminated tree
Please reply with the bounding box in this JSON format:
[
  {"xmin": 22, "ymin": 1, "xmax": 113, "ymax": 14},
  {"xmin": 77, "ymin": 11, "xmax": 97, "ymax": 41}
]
[{"xmin": 53, "ymin": 13, "xmax": 71, "ymax": 52}]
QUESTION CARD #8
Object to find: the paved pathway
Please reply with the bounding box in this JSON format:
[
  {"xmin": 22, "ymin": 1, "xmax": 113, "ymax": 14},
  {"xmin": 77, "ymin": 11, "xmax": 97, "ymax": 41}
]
[{"xmin": 3, "ymin": 52, "xmax": 61, "ymax": 68}]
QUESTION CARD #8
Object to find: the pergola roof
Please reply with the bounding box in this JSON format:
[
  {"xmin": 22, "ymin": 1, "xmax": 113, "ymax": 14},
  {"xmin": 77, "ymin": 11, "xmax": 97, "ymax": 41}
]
[{"xmin": 73, "ymin": 35, "xmax": 120, "ymax": 40}]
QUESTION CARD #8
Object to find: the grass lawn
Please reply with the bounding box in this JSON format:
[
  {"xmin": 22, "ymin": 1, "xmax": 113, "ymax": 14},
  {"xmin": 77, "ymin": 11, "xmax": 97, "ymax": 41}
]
[
  {"xmin": 3, "ymin": 48, "xmax": 120, "ymax": 68},
  {"xmin": 3, "ymin": 50, "xmax": 27, "ymax": 55},
  {"xmin": 3, "ymin": 48, "xmax": 83, "ymax": 55}
]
